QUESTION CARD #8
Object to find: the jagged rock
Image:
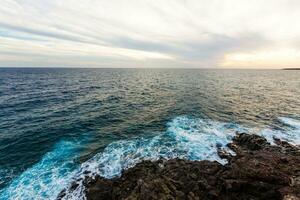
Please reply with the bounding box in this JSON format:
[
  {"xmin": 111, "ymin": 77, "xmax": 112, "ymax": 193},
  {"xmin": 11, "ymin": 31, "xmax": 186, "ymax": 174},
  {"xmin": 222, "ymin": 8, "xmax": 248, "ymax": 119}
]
[
  {"xmin": 232, "ymin": 132, "xmax": 269, "ymax": 150},
  {"xmin": 58, "ymin": 133, "xmax": 300, "ymax": 200}
]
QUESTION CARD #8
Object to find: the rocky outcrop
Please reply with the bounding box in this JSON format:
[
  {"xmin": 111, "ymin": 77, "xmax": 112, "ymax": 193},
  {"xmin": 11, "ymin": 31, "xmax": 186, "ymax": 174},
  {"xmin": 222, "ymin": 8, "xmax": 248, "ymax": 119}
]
[{"xmin": 58, "ymin": 133, "xmax": 300, "ymax": 200}]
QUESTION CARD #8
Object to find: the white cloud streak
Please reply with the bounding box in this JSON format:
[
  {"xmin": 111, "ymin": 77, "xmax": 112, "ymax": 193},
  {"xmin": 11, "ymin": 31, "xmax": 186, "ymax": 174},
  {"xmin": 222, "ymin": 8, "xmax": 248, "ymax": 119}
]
[{"xmin": 1, "ymin": 0, "xmax": 300, "ymax": 68}]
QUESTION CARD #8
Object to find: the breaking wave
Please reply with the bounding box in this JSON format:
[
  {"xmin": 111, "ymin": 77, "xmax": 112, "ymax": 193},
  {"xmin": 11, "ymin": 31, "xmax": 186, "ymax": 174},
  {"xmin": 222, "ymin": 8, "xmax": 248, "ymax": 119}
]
[
  {"xmin": 258, "ymin": 117, "xmax": 300, "ymax": 145},
  {"xmin": 1, "ymin": 116, "xmax": 299, "ymax": 200},
  {"xmin": 0, "ymin": 140, "xmax": 85, "ymax": 200}
]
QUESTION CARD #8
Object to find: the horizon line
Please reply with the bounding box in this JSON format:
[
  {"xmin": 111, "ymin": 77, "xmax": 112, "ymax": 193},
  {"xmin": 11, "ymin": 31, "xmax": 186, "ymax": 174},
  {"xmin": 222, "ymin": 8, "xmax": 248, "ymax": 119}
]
[{"xmin": 0, "ymin": 66, "xmax": 297, "ymax": 70}]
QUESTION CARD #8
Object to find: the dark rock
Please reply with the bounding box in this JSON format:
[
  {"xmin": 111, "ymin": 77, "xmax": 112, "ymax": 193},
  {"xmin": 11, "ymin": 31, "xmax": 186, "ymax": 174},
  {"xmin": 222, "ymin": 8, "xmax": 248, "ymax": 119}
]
[
  {"xmin": 58, "ymin": 133, "xmax": 300, "ymax": 200},
  {"xmin": 217, "ymin": 148, "xmax": 233, "ymax": 160},
  {"xmin": 86, "ymin": 177, "xmax": 113, "ymax": 200},
  {"xmin": 70, "ymin": 182, "xmax": 79, "ymax": 191},
  {"xmin": 233, "ymin": 133, "xmax": 269, "ymax": 150},
  {"xmin": 216, "ymin": 143, "xmax": 223, "ymax": 148}
]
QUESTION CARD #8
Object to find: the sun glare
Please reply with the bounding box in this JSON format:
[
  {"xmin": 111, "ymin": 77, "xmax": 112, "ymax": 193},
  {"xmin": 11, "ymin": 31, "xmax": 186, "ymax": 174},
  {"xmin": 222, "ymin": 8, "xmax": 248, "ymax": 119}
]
[{"xmin": 221, "ymin": 48, "xmax": 300, "ymax": 68}]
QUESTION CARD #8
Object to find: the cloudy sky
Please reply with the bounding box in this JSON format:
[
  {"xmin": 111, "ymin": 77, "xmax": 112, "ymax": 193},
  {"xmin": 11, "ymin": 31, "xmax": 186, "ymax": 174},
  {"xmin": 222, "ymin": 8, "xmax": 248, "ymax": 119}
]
[{"xmin": 1, "ymin": 0, "xmax": 300, "ymax": 68}]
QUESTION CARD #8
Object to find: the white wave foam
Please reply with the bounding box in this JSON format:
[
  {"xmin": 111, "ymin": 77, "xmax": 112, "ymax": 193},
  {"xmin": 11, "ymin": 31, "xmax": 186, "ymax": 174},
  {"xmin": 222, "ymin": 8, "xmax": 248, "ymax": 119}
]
[
  {"xmin": 2, "ymin": 116, "xmax": 299, "ymax": 200},
  {"xmin": 80, "ymin": 117, "xmax": 243, "ymax": 177},
  {"xmin": 64, "ymin": 116, "xmax": 300, "ymax": 200},
  {"xmin": 61, "ymin": 116, "xmax": 244, "ymax": 199},
  {"xmin": 258, "ymin": 117, "xmax": 300, "ymax": 145},
  {"xmin": 279, "ymin": 117, "xmax": 300, "ymax": 129},
  {"xmin": 0, "ymin": 140, "xmax": 84, "ymax": 200}
]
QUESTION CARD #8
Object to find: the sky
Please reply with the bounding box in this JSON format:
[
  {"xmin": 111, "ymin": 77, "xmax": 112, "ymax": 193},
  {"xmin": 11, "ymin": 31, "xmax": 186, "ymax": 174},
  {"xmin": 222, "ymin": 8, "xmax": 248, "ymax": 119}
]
[{"xmin": 0, "ymin": 0, "xmax": 300, "ymax": 68}]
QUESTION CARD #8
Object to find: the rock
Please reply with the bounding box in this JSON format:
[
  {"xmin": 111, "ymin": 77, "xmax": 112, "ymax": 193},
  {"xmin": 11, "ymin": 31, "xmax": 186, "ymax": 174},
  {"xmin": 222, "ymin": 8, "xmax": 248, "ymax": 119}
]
[
  {"xmin": 58, "ymin": 133, "xmax": 300, "ymax": 200},
  {"xmin": 86, "ymin": 177, "xmax": 113, "ymax": 200},
  {"xmin": 233, "ymin": 132, "xmax": 269, "ymax": 150},
  {"xmin": 217, "ymin": 148, "xmax": 233, "ymax": 160}
]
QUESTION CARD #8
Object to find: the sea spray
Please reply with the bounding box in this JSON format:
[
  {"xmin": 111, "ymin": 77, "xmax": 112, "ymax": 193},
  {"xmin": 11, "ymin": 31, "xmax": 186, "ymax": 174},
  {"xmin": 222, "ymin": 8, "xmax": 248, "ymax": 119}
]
[
  {"xmin": 0, "ymin": 140, "xmax": 87, "ymax": 200},
  {"xmin": 255, "ymin": 117, "xmax": 300, "ymax": 145},
  {"xmin": 1, "ymin": 116, "xmax": 300, "ymax": 200},
  {"xmin": 62, "ymin": 116, "xmax": 300, "ymax": 200},
  {"xmin": 61, "ymin": 116, "xmax": 247, "ymax": 199}
]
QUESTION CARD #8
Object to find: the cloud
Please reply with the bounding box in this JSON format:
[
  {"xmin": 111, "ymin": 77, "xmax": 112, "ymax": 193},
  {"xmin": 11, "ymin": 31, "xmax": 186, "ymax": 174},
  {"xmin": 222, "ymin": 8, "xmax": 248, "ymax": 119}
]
[{"xmin": 0, "ymin": 0, "xmax": 300, "ymax": 68}]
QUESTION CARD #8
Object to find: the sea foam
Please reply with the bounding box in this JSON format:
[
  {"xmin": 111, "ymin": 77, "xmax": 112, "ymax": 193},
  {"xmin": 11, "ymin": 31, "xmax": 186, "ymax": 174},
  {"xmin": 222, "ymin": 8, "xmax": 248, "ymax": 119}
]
[
  {"xmin": 0, "ymin": 140, "xmax": 85, "ymax": 200},
  {"xmin": 258, "ymin": 117, "xmax": 300, "ymax": 145},
  {"xmin": 79, "ymin": 116, "xmax": 243, "ymax": 177},
  {"xmin": 1, "ymin": 116, "xmax": 299, "ymax": 200}
]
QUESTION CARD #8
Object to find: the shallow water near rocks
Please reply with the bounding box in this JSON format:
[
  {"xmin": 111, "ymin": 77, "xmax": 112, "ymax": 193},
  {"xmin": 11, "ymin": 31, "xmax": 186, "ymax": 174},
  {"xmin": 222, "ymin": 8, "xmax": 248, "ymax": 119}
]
[{"xmin": 0, "ymin": 68, "xmax": 299, "ymax": 199}]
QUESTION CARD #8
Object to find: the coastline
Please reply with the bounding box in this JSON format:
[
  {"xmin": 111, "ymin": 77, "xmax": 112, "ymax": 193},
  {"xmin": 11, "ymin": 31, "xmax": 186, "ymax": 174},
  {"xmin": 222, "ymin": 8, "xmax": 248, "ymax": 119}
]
[
  {"xmin": 58, "ymin": 133, "xmax": 300, "ymax": 200},
  {"xmin": 282, "ymin": 68, "xmax": 300, "ymax": 70}
]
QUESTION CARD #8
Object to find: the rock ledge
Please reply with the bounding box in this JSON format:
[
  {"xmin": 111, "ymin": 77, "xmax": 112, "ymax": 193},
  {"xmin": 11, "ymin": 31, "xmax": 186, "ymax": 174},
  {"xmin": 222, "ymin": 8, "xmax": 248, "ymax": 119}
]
[{"xmin": 58, "ymin": 133, "xmax": 300, "ymax": 200}]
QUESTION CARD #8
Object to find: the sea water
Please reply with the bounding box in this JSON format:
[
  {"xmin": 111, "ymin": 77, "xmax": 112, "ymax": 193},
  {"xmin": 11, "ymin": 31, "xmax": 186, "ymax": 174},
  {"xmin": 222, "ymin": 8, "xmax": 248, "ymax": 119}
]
[{"xmin": 0, "ymin": 68, "xmax": 299, "ymax": 199}]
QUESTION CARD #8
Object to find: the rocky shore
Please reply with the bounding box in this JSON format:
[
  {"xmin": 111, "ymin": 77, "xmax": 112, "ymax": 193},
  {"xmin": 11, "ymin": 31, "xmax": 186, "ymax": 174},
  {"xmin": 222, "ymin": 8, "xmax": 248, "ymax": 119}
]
[{"xmin": 58, "ymin": 133, "xmax": 300, "ymax": 200}]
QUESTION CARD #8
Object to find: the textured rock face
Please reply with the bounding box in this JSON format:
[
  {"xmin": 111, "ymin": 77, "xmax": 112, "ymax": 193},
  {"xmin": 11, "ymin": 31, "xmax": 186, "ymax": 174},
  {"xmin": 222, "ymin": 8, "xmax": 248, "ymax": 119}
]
[{"xmin": 58, "ymin": 133, "xmax": 300, "ymax": 200}]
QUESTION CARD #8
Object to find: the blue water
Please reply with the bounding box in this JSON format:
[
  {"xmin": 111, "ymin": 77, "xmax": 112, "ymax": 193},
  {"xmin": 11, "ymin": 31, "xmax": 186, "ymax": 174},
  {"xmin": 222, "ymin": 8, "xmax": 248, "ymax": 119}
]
[{"xmin": 0, "ymin": 68, "xmax": 299, "ymax": 199}]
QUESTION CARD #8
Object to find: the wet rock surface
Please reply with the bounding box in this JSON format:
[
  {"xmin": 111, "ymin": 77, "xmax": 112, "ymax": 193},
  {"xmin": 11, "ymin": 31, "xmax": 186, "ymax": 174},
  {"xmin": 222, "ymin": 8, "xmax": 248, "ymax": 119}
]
[{"xmin": 58, "ymin": 133, "xmax": 300, "ymax": 200}]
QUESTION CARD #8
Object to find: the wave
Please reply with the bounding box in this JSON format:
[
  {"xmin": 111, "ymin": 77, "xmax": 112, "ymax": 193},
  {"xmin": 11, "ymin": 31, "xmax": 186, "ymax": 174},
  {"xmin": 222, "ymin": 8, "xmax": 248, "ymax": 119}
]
[
  {"xmin": 258, "ymin": 117, "xmax": 300, "ymax": 145},
  {"xmin": 79, "ymin": 117, "xmax": 243, "ymax": 177},
  {"xmin": 0, "ymin": 140, "xmax": 85, "ymax": 200},
  {"xmin": 279, "ymin": 117, "xmax": 300, "ymax": 128},
  {"xmin": 1, "ymin": 116, "xmax": 299, "ymax": 200}
]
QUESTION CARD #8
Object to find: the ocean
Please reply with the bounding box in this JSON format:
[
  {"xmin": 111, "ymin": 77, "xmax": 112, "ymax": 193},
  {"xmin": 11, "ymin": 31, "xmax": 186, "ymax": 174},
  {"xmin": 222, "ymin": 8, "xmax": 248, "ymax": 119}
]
[{"xmin": 0, "ymin": 68, "xmax": 299, "ymax": 199}]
